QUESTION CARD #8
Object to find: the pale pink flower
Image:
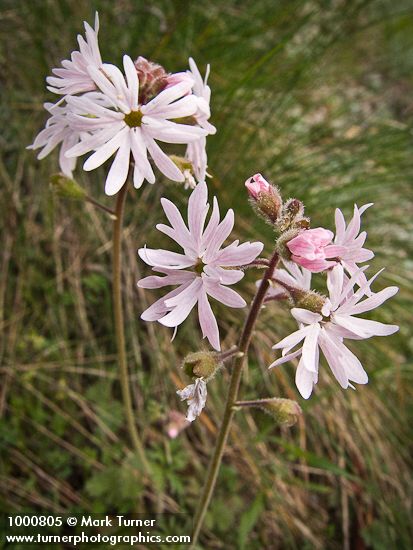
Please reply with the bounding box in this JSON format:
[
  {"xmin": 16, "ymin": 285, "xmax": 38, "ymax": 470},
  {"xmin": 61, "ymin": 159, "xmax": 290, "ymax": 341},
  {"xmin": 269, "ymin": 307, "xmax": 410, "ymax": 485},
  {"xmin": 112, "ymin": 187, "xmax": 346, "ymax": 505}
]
[
  {"xmin": 46, "ymin": 13, "xmax": 102, "ymax": 96},
  {"xmin": 287, "ymin": 204, "xmax": 374, "ymax": 277},
  {"xmin": 137, "ymin": 182, "xmax": 264, "ymax": 350},
  {"xmin": 184, "ymin": 58, "xmax": 216, "ymax": 182},
  {"xmin": 177, "ymin": 378, "xmax": 207, "ymax": 422},
  {"xmin": 65, "ymin": 55, "xmax": 207, "ymax": 195},
  {"xmin": 245, "ymin": 173, "xmax": 271, "ymax": 200},
  {"xmin": 27, "ymin": 102, "xmax": 81, "ymax": 177},
  {"xmin": 269, "ymin": 265, "xmax": 399, "ymax": 399},
  {"xmin": 287, "ymin": 227, "xmax": 344, "ymax": 273}
]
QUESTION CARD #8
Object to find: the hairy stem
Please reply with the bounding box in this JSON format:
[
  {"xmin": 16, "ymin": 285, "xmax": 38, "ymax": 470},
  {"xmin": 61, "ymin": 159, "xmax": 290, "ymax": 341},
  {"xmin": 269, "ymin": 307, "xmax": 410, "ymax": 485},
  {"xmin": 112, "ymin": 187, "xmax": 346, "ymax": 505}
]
[
  {"xmin": 113, "ymin": 183, "xmax": 149, "ymax": 473},
  {"xmin": 190, "ymin": 249, "xmax": 279, "ymax": 547}
]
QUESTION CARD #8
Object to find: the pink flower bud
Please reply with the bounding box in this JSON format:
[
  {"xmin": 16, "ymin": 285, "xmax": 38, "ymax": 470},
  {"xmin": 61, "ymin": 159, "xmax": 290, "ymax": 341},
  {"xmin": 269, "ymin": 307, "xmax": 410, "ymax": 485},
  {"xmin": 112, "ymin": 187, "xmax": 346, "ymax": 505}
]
[
  {"xmin": 245, "ymin": 173, "xmax": 282, "ymax": 224},
  {"xmin": 245, "ymin": 173, "xmax": 271, "ymax": 199},
  {"xmin": 287, "ymin": 228, "xmax": 345, "ymax": 273}
]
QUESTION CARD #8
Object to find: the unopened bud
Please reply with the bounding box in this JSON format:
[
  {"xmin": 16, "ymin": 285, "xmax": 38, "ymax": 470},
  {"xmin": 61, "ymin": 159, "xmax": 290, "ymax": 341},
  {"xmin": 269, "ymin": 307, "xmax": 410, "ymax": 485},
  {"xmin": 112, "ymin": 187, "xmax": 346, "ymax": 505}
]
[
  {"xmin": 50, "ymin": 173, "xmax": 86, "ymax": 200},
  {"xmin": 134, "ymin": 56, "xmax": 168, "ymax": 103},
  {"xmin": 295, "ymin": 290, "xmax": 326, "ymax": 313},
  {"xmin": 182, "ymin": 351, "xmax": 221, "ymax": 379},
  {"xmin": 245, "ymin": 174, "xmax": 282, "ymax": 224},
  {"xmin": 276, "ymin": 198, "xmax": 309, "ymax": 232},
  {"xmin": 233, "ymin": 398, "xmax": 302, "ymax": 427},
  {"xmin": 283, "ymin": 198, "xmax": 304, "ymax": 219}
]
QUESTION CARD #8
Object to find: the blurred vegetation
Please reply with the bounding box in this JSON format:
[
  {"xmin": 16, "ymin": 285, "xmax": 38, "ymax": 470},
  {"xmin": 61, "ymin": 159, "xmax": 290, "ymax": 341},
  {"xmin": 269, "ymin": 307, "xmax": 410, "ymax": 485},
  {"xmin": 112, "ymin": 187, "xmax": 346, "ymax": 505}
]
[{"xmin": 1, "ymin": 0, "xmax": 412, "ymax": 548}]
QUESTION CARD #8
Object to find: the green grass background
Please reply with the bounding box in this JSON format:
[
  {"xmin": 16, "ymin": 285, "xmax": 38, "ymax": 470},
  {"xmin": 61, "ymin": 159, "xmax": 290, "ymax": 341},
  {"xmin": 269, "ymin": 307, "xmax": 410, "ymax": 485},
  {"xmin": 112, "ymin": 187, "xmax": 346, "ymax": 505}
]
[{"xmin": 1, "ymin": 0, "xmax": 412, "ymax": 548}]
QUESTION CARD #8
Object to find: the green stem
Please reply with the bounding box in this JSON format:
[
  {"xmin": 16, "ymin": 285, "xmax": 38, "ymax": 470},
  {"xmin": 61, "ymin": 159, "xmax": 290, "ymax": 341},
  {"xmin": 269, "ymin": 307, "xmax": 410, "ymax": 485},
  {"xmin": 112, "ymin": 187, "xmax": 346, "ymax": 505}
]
[
  {"xmin": 113, "ymin": 183, "xmax": 149, "ymax": 473},
  {"xmin": 190, "ymin": 249, "xmax": 279, "ymax": 548}
]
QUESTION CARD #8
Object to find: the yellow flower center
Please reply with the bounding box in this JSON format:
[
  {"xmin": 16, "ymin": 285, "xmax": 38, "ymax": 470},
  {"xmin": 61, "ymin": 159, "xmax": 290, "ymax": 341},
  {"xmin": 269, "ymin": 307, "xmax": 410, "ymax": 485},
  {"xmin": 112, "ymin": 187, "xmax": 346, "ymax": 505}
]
[
  {"xmin": 194, "ymin": 258, "xmax": 204, "ymax": 275},
  {"xmin": 124, "ymin": 110, "xmax": 143, "ymax": 128}
]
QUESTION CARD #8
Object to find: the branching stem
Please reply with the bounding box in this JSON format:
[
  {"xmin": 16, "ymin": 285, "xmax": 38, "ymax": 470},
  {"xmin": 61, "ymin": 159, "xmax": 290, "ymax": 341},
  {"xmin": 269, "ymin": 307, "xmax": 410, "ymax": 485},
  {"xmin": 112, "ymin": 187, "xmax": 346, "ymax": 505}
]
[{"xmin": 190, "ymin": 249, "xmax": 279, "ymax": 547}]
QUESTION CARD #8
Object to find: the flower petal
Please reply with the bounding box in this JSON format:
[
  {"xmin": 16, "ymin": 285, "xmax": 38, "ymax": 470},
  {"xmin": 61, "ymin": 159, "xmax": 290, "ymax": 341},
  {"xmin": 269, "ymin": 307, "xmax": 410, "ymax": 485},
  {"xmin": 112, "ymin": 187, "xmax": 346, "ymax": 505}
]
[
  {"xmin": 138, "ymin": 247, "xmax": 195, "ymax": 269},
  {"xmin": 198, "ymin": 290, "xmax": 220, "ymax": 350},
  {"xmin": 295, "ymin": 357, "xmax": 316, "ymax": 399}
]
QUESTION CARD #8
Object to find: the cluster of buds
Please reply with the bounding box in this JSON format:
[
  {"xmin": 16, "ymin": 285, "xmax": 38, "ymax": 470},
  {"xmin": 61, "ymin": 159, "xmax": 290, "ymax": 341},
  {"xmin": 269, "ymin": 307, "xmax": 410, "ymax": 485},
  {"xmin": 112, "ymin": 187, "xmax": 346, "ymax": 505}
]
[
  {"xmin": 245, "ymin": 174, "xmax": 309, "ymax": 236},
  {"xmin": 134, "ymin": 56, "xmax": 169, "ymax": 104}
]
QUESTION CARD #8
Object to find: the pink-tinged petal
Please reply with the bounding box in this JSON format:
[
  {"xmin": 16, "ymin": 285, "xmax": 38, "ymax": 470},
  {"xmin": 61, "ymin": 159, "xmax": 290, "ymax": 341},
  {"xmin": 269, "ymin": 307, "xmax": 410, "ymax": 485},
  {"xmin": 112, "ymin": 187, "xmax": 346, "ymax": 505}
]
[
  {"xmin": 323, "ymin": 244, "xmax": 347, "ymax": 258},
  {"xmin": 336, "ymin": 265, "xmax": 370, "ymax": 306},
  {"xmin": 269, "ymin": 348, "xmax": 302, "ymax": 369},
  {"xmin": 323, "ymin": 322, "xmax": 364, "ymax": 340},
  {"xmin": 59, "ymin": 133, "xmax": 78, "ymax": 177},
  {"xmin": 203, "ymin": 265, "xmax": 244, "ymax": 285},
  {"xmin": 83, "ymin": 126, "xmax": 130, "ymax": 171},
  {"xmin": 130, "ymin": 128, "xmax": 153, "ymax": 183},
  {"xmin": 358, "ymin": 203, "xmax": 374, "ymax": 215},
  {"xmin": 138, "ymin": 247, "xmax": 194, "ymax": 269},
  {"xmin": 159, "ymin": 278, "xmax": 202, "ymax": 327},
  {"xmin": 104, "ymin": 134, "xmax": 131, "ymax": 195},
  {"xmin": 160, "ymin": 198, "xmax": 192, "ymax": 241},
  {"xmin": 334, "ymin": 208, "xmax": 346, "ymax": 243},
  {"xmin": 204, "ymin": 281, "xmax": 246, "ymax": 308},
  {"xmin": 295, "ymin": 357, "xmax": 316, "ymax": 399},
  {"xmin": 203, "ymin": 209, "xmax": 234, "ymax": 262},
  {"xmin": 347, "ymin": 286, "xmax": 399, "ymax": 316},
  {"xmin": 198, "ymin": 290, "xmax": 220, "ymax": 351},
  {"xmin": 133, "ymin": 165, "xmax": 145, "ymax": 189},
  {"xmin": 188, "ymin": 181, "xmax": 209, "ymax": 251},
  {"xmin": 144, "ymin": 136, "xmax": 184, "ymax": 181},
  {"xmin": 287, "ymin": 234, "xmax": 315, "ymax": 256},
  {"xmin": 163, "ymin": 277, "xmax": 201, "ymax": 308},
  {"xmin": 140, "ymin": 283, "xmax": 192, "ymax": 322},
  {"xmin": 344, "ymin": 205, "xmax": 361, "ymax": 242},
  {"xmin": 88, "ymin": 65, "xmax": 126, "ymax": 110},
  {"xmin": 291, "ymin": 308, "xmax": 322, "ymax": 325},
  {"xmin": 143, "ymin": 80, "xmax": 195, "ymax": 113},
  {"xmin": 332, "ymin": 314, "xmax": 399, "ymax": 338},
  {"xmin": 214, "ymin": 241, "xmax": 264, "ymax": 267},
  {"xmin": 123, "ymin": 55, "xmax": 139, "ymax": 109},
  {"xmin": 66, "ymin": 123, "xmax": 124, "ymax": 158},
  {"xmin": 351, "ymin": 248, "xmax": 374, "ymax": 262},
  {"xmin": 325, "ymin": 333, "xmax": 368, "ymax": 384},
  {"xmin": 301, "ymin": 323, "xmax": 321, "ymax": 373},
  {"xmin": 137, "ymin": 270, "xmax": 195, "ymax": 289},
  {"xmin": 272, "ymin": 325, "xmax": 312, "ymax": 352},
  {"xmin": 202, "ymin": 197, "xmax": 220, "ymax": 246},
  {"xmin": 327, "ymin": 265, "xmax": 344, "ymax": 309},
  {"xmin": 318, "ymin": 330, "xmax": 349, "ymax": 388},
  {"xmin": 144, "ymin": 95, "xmax": 198, "ymax": 119},
  {"xmin": 292, "ymin": 256, "xmax": 337, "ymax": 273},
  {"xmin": 143, "ymin": 117, "xmax": 207, "ymax": 143},
  {"xmin": 309, "ymin": 227, "xmax": 335, "ymax": 245}
]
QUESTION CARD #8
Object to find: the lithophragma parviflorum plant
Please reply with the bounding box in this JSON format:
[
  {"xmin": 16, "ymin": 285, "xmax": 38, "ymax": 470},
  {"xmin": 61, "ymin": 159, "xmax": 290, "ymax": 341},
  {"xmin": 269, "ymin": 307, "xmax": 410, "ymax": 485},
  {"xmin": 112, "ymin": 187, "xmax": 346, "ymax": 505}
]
[{"xmin": 29, "ymin": 12, "xmax": 399, "ymax": 548}]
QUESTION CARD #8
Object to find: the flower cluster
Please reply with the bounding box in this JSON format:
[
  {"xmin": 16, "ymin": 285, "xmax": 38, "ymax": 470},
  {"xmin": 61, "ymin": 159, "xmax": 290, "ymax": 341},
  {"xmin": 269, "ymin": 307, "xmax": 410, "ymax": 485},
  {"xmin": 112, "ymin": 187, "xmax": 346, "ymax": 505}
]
[
  {"xmin": 28, "ymin": 13, "xmax": 215, "ymax": 195},
  {"xmin": 245, "ymin": 174, "xmax": 399, "ymax": 399}
]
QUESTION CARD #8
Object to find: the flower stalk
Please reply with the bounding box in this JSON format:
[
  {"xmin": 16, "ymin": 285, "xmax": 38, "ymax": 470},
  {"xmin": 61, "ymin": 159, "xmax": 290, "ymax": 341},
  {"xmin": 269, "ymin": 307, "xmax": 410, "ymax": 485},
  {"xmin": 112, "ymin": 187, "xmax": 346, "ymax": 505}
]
[
  {"xmin": 190, "ymin": 248, "xmax": 279, "ymax": 547},
  {"xmin": 112, "ymin": 181, "xmax": 149, "ymax": 473}
]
